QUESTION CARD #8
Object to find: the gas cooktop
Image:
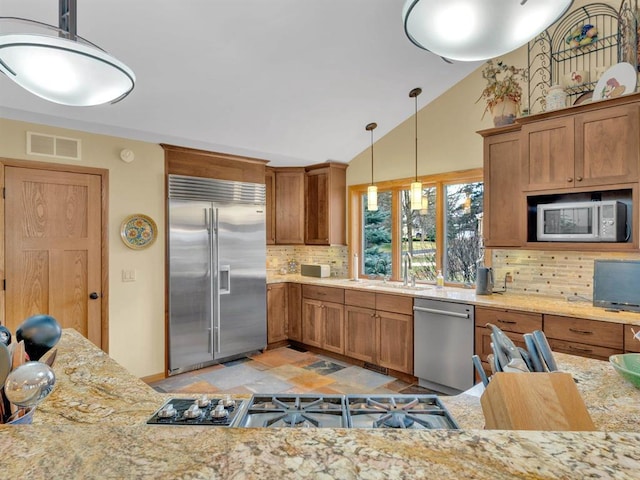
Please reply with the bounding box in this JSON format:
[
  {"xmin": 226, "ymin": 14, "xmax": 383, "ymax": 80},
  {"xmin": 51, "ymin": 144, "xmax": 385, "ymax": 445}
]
[
  {"xmin": 146, "ymin": 396, "xmax": 246, "ymax": 427},
  {"xmin": 235, "ymin": 393, "xmax": 458, "ymax": 430}
]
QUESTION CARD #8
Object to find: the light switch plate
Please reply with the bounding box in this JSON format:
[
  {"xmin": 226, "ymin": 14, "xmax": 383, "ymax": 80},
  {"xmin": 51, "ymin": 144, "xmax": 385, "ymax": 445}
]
[{"xmin": 122, "ymin": 269, "xmax": 136, "ymax": 282}]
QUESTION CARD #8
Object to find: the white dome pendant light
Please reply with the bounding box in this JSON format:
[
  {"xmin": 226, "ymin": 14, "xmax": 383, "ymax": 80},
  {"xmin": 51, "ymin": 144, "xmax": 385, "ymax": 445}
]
[
  {"xmin": 0, "ymin": 0, "xmax": 135, "ymax": 106},
  {"xmin": 402, "ymin": 0, "xmax": 573, "ymax": 62},
  {"xmin": 409, "ymin": 87, "xmax": 422, "ymax": 211},
  {"xmin": 366, "ymin": 122, "xmax": 378, "ymax": 211}
]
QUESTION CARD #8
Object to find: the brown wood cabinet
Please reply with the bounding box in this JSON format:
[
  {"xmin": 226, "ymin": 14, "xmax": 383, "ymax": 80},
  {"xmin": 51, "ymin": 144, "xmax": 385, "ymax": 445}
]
[
  {"xmin": 302, "ymin": 298, "xmax": 344, "ymax": 354},
  {"xmin": 522, "ymin": 104, "xmax": 640, "ymax": 192},
  {"xmin": 267, "ymin": 284, "xmax": 288, "ymax": 344},
  {"xmin": 265, "ymin": 168, "xmax": 276, "ymax": 245},
  {"xmin": 304, "ymin": 162, "xmax": 347, "ymax": 245},
  {"xmin": 274, "ymin": 168, "xmax": 305, "ymax": 244},
  {"xmin": 624, "ymin": 324, "xmax": 640, "ymax": 352},
  {"xmin": 287, "ymin": 283, "xmax": 302, "ymax": 342},
  {"xmin": 481, "ymin": 127, "xmax": 524, "ymax": 247},
  {"xmin": 475, "ymin": 307, "xmax": 543, "ymax": 373},
  {"xmin": 344, "ymin": 290, "xmax": 413, "ymax": 374},
  {"xmin": 544, "ymin": 314, "xmax": 624, "ymax": 361}
]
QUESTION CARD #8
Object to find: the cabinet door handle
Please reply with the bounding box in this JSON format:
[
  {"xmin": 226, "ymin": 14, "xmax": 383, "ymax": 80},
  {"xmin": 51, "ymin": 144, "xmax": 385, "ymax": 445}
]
[
  {"xmin": 497, "ymin": 319, "xmax": 516, "ymax": 325},
  {"xmin": 569, "ymin": 328, "xmax": 593, "ymax": 335},
  {"xmin": 575, "ymin": 176, "xmax": 583, "ymax": 182},
  {"xmin": 568, "ymin": 345, "xmax": 593, "ymax": 353},
  {"xmin": 567, "ymin": 177, "xmax": 573, "ymax": 182}
]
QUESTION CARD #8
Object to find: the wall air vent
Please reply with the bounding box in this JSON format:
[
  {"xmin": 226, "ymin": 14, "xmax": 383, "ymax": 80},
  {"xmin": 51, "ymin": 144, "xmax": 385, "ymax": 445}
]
[{"xmin": 27, "ymin": 132, "xmax": 81, "ymax": 160}]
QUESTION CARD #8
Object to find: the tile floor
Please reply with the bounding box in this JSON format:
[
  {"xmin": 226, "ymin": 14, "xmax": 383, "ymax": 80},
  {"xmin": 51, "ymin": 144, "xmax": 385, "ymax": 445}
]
[{"xmin": 148, "ymin": 346, "xmax": 438, "ymax": 396}]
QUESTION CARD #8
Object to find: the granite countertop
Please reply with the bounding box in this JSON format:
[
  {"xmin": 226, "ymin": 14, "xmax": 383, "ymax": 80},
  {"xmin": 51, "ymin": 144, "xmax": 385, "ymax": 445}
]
[
  {"xmin": 269, "ymin": 274, "xmax": 640, "ymax": 326},
  {"xmin": 1, "ymin": 329, "xmax": 640, "ymax": 478}
]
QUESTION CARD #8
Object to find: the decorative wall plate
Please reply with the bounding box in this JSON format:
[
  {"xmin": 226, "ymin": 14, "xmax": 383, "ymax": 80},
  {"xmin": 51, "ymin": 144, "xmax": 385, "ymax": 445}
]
[
  {"xmin": 120, "ymin": 214, "xmax": 158, "ymax": 250},
  {"xmin": 592, "ymin": 62, "xmax": 637, "ymax": 101}
]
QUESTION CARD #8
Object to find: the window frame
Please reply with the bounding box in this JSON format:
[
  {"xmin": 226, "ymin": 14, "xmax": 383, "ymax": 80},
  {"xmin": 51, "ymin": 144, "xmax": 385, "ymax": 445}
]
[{"xmin": 349, "ymin": 168, "xmax": 483, "ymax": 284}]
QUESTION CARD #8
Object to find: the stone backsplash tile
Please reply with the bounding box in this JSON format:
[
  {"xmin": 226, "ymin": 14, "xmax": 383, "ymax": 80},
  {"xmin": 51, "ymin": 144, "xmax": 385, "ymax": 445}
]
[
  {"xmin": 267, "ymin": 245, "xmax": 349, "ymax": 278},
  {"xmin": 492, "ymin": 249, "xmax": 640, "ymax": 300}
]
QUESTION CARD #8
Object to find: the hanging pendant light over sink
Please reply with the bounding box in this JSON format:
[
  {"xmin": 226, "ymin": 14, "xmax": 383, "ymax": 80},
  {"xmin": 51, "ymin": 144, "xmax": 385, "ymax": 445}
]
[
  {"xmin": 402, "ymin": 0, "xmax": 573, "ymax": 62},
  {"xmin": 409, "ymin": 87, "xmax": 422, "ymax": 211},
  {"xmin": 0, "ymin": 0, "xmax": 135, "ymax": 106},
  {"xmin": 366, "ymin": 122, "xmax": 378, "ymax": 211}
]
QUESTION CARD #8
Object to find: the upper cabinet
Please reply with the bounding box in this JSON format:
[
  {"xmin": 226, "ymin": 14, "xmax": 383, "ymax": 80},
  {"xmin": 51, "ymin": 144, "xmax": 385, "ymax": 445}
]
[
  {"xmin": 265, "ymin": 168, "xmax": 276, "ymax": 245},
  {"xmin": 481, "ymin": 127, "xmax": 524, "ymax": 247},
  {"xmin": 480, "ymin": 92, "xmax": 640, "ymax": 250},
  {"xmin": 266, "ymin": 162, "xmax": 347, "ymax": 246},
  {"xmin": 522, "ymin": 104, "xmax": 640, "ymax": 191},
  {"xmin": 274, "ymin": 168, "xmax": 306, "ymax": 244},
  {"xmin": 305, "ymin": 162, "xmax": 347, "ymax": 245}
]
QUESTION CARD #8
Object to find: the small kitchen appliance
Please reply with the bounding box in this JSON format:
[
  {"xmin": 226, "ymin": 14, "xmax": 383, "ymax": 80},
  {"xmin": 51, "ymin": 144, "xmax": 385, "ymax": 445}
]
[
  {"xmin": 475, "ymin": 266, "xmax": 494, "ymax": 295},
  {"xmin": 536, "ymin": 200, "xmax": 627, "ymax": 242},
  {"xmin": 146, "ymin": 396, "xmax": 246, "ymax": 427},
  {"xmin": 300, "ymin": 264, "xmax": 331, "ymax": 278}
]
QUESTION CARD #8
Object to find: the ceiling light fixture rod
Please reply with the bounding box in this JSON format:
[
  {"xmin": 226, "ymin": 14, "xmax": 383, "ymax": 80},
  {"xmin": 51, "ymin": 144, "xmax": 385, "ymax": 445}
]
[
  {"xmin": 409, "ymin": 87, "xmax": 421, "ymax": 182},
  {"xmin": 59, "ymin": 0, "xmax": 77, "ymax": 40},
  {"xmin": 366, "ymin": 122, "xmax": 377, "ymax": 185}
]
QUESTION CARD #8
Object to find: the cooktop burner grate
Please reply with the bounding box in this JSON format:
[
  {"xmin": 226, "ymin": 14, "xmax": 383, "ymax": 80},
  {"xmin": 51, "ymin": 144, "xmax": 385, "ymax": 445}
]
[{"xmin": 237, "ymin": 394, "xmax": 348, "ymax": 428}]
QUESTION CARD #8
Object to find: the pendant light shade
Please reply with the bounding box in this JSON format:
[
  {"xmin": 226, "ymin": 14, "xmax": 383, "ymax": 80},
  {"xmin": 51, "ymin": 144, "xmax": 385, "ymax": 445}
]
[
  {"xmin": 0, "ymin": 2, "xmax": 135, "ymax": 106},
  {"xmin": 366, "ymin": 122, "xmax": 378, "ymax": 211},
  {"xmin": 409, "ymin": 87, "xmax": 422, "ymax": 211},
  {"xmin": 402, "ymin": 0, "xmax": 573, "ymax": 62}
]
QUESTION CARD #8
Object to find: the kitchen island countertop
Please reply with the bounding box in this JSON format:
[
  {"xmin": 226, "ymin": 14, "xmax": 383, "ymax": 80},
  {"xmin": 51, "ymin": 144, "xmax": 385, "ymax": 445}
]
[
  {"xmin": 1, "ymin": 329, "xmax": 640, "ymax": 479},
  {"xmin": 268, "ymin": 274, "xmax": 640, "ymax": 326}
]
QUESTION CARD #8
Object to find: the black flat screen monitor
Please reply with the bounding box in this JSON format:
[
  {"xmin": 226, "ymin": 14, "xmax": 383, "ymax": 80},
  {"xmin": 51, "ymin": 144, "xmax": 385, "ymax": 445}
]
[{"xmin": 593, "ymin": 260, "xmax": 640, "ymax": 312}]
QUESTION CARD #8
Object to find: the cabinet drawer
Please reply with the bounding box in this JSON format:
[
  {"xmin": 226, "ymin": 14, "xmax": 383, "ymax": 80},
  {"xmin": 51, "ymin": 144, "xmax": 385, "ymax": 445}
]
[
  {"xmin": 344, "ymin": 289, "xmax": 376, "ymax": 309},
  {"xmin": 475, "ymin": 307, "xmax": 542, "ymax": 333},
  {"xmin": 302, "ymin": 285, "xmax": 344, "ymax": 304},
  {"xmin": 624, "ymin": 324, "xmax": 640, "ymax": 353},
  {"xmin": 376, "ymin": 293, "xmax": 413, "ymax": 316},
  {"xmin": 547, "ymin": 338, "xmax": 623, "ymax": 361},
  {"xmin": 544, "ymin": 315, "xmax": 623, "ymax": 350}
]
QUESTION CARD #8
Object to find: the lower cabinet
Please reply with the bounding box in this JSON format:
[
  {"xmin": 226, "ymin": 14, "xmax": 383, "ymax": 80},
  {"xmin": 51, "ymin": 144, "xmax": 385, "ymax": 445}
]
[
  {"xmin": 287, "ymin": 283, "xmax": 302, "ymax": 342},
  {"xmin": 344, "ymin": 291, "xmax": 413, "ymax": 375},
  {"xmin": 625, "ymin": 324, "xmax": 640, "ymax": 353},
  {"xmin": 302, "ymin": 298, "xmax": 344, "ymax": 355},
  {"xmin": 544, "ymin": 314, "xmax": 624, "ymax": 361},
  {"xmin": 266, "ymin": 283, "xmax": 287, "ymax": 344}
]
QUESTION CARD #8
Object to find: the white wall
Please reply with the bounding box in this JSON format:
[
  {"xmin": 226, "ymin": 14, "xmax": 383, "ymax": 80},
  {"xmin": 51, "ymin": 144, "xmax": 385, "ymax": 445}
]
[{"xmin": 0, "ymin": 118, "xmax": 165, "ymax": 378}]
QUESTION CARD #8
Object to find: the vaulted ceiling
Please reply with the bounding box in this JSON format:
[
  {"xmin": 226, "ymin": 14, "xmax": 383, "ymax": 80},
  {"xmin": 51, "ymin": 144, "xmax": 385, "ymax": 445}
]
[{"xmin": 0, "ymin": 0, "xmax": 481, "ymax": 166}]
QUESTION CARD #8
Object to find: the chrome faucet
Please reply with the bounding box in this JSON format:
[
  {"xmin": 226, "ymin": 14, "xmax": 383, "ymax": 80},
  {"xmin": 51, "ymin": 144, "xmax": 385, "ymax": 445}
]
[{"xmin": 403, "ymin": 252, "xmax": 412, "ymax": 286}]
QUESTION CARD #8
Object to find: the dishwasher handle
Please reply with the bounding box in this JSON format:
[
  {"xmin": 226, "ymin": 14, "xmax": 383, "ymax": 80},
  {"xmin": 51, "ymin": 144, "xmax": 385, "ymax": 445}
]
[{"xmin": 413, "ymin": 305, "xmax": 470, "ymax": 319}]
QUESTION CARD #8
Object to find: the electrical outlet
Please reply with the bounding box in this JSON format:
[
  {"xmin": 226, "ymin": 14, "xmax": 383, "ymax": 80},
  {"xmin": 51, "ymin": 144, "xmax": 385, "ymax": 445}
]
[
  {"xmin": 505, "ymin": 272, "xmax": 513, "ymax": 283},
  {"xmin": 122, "ymin": 269, "xmax": 136, "ymax": 282}
]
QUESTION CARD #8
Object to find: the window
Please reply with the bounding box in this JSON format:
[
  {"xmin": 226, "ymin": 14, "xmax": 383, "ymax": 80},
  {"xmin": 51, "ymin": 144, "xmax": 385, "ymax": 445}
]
[{"xmin": 351, "ymin": 169, "xmax": 483, "ymax": 286}]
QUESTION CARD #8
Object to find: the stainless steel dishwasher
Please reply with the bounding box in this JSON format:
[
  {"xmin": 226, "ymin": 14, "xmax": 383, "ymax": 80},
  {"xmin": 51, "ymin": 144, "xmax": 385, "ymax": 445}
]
[{"xmin": 413, "ymin": 298, "xmax": 474, "ymax": 395}]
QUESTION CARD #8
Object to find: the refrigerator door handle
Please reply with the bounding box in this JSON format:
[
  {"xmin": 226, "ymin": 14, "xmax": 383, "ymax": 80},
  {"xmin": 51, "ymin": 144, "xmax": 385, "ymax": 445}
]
[
  {"xmin": 219, "ymin": 265, "xmax": 231, "ymax": 295},
  {"xmin": 213, "ymin": 207, "xmax": 221, "ymax": 355}
]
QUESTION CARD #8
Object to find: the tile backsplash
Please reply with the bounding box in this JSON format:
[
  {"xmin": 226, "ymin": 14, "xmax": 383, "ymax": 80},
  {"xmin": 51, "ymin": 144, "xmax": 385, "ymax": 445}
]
[
  {"xmin": 492, "ymin": 249, "xmax": 640, "ymax": 300},
  {"xmin": 267, "ymin": 245, "xmax": 349, "ymax": 278}
]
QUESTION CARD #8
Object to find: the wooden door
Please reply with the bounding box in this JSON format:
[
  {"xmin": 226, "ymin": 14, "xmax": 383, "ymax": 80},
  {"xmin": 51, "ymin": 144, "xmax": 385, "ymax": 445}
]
[
  {"xmin": 344, "ymin": 305, "xmax": 376, "ymax": 363},
  {"xmin": 301, "ymin": 298, "xmax": 323, "ymax": 347},
  {"xmin": 265, "ymin": 168, "xmax": 276, "ymax": 245},
  {"xmin": 287, "ymin": 283, "xmax": 302, "ymax": 342},
  {"xmin": 377, "ymin": 311, "xmax": 413, "ymax": 374},
  {"xmin": 4, "ymin": 166, "xmax": 103, "ymax": 346},
  {"xmin": 274, "ymin": 168, "xmax": 305, "ymax": 244},
  {"xmin": 322, "ymin": 301, "xmax": 344, "ymax": 355},
  {"xmin": 483, "ymin": 130, "xmax": 524, "ymax": 247},
  {"xmin": 304, "ymin": 168, "xmax": 329, "ymax": 245},
  {"xmin": 575, "ymin": 104, "xmax": 640, "ymax": 186},
  {"xmin": 521, "ymin": 117, "xmax": 575, "ymax": 191},
  {"xmin": 266, "ymin": 284, "xmax": 287, "ymax": 344}
]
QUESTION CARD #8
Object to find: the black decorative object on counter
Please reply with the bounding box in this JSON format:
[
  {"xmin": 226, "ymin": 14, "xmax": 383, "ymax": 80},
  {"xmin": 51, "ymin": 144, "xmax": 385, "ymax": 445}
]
[{"xmin": 16, "ymin": 314, "xmax": 62, "ymax": 361}]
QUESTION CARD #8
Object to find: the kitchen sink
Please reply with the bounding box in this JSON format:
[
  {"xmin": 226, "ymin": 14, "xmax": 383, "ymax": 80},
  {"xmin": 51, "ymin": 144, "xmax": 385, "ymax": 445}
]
[{"xmin": 360, "ymin": 283, "xmax": 433, "ymax": 292}]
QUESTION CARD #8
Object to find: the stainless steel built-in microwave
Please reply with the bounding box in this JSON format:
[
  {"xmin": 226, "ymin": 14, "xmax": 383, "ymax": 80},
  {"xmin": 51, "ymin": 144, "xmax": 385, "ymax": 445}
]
[{"xmin": 536, "ymin": 200, "xmax": 627, "ymax": 242}]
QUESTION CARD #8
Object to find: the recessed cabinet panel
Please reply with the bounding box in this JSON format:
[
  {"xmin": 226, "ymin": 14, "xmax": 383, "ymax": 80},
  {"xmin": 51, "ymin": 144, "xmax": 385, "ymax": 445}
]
[{"xmin": 522, "ymin": 117, "xmax": 575, "ymax": 191}]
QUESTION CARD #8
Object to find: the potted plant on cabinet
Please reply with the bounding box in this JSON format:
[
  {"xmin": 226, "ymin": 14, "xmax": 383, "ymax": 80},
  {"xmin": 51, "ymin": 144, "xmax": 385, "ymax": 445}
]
[{"xmin": 477, "ymin": 59, "xmax": 527, "ymax": 127}]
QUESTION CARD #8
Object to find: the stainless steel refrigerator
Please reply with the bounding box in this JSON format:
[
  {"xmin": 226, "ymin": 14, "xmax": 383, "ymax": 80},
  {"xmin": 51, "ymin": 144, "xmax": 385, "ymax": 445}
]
[{"xmin": 167, "ymin": 174, "xmax": 267, "ymax": 375}]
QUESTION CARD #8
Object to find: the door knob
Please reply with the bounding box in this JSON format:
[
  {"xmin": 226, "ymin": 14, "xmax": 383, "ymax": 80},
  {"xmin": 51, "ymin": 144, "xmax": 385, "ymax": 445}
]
[{"xmin": 89, "ymin": 292, "xmax": 100, "ymax": 300}]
